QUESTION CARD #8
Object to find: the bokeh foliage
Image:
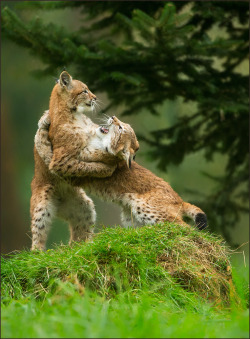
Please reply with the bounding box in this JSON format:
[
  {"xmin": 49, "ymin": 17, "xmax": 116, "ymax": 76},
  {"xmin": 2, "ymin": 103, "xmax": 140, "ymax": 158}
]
[{"xmin": 1, "ymin": 1, "xmax": 249, "ymax": 242}]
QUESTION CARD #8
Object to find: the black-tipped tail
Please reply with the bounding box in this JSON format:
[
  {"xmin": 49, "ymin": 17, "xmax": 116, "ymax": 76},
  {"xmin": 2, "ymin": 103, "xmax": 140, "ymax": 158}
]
[{"xmin": 195, "ymin": 213, "xmax": 207, "ymax": 230}]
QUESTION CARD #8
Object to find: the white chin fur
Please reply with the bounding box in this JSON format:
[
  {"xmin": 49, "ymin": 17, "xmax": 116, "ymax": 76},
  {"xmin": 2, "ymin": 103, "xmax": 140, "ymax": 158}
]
[
  {"xmin": 96, "ymin": 127, "xmax": 103, "ymax": 137},
  {"xmin": 76, "ymin": 105, "xmax": 93, "ymax": 114}
]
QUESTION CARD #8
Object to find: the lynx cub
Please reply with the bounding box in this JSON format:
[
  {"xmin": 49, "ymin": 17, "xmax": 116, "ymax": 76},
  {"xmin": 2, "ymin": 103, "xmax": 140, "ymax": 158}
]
[
  {"xmin": 36, "ymin": 115, "xmax": 208, "ymax": 230},
  {"xmin": 31, "ymin": 71, "xmax": 118, "ymax": 251}
]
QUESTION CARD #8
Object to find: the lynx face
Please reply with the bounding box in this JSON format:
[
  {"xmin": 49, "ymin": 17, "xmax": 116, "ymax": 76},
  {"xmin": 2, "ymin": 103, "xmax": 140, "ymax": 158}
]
[
  {"xmin": 54, "ymin": 71, "xmax": 97, "ymax": 115},
  {"xmin": 96, "ymin": 116, "xmax": 140, "ymax": 168}
]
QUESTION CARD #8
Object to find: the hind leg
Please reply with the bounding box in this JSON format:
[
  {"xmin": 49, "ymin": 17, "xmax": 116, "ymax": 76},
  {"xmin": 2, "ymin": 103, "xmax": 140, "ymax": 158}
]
[
  {"xmin": 121, "ymin": 206, "xmax": 143, "ymax": 228},
  {"xmin": 121, "ymin": 207, "xmax": 132, "ymax": 227},
  {"xmin": 121, "ymin": 196, "xmax": 189, "ymax": 228},
  {"xmin": 132, "ymin": 195, "xmax": 190, "ymax": 227},
  {"xmin": 58, "ymin": 187, "xmax": 96, "ymax": 243},
  {"xmin": 121, "ymin": 196, "xmax": 165, "ymax": 226},
  {"xmin": 30, "ymin": 184, "xmax": 56, "ymax": 251},
  {"xmin": 120, "ymin": 202, "xmax": 161, "ymax": 227}
]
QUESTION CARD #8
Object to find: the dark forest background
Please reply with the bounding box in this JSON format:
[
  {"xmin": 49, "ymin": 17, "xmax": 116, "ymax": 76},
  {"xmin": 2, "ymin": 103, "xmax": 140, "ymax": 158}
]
[{"xmin": 1, "ymin": 1, "xmax": 249, "ymax": 254}]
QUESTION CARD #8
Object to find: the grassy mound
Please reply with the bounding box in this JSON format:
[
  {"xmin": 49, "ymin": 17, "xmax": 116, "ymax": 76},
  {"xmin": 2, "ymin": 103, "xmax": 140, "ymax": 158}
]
[{"xmin": 2, "ymin": 223, "xmax": 238, "ymax": 308}]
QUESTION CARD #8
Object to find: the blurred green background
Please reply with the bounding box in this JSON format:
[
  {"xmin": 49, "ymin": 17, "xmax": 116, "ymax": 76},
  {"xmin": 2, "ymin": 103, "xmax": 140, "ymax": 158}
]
[{"xmin": 1, "ymin": 1, "xmax": 249, "ymax": 254}]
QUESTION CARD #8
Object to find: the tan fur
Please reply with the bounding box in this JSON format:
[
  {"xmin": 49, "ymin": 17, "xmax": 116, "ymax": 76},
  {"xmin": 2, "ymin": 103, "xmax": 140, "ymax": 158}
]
[
  {"xmin": 36, "ymin": 115, "xmax": 207, "ymax": 233},
  {"xmin": 31, "ymin": 71, "xmax": 118, "ymax": 251}
]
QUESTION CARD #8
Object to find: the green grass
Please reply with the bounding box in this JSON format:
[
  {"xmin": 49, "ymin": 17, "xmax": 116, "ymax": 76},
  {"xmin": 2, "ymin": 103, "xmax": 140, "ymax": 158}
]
[
  {"xmin": 2, "ymin": 289, "xmax": 249, "ymax": 338},
  {"xmin": 1, "ymin": 223, "xmax": 249, "ymax": 338}
]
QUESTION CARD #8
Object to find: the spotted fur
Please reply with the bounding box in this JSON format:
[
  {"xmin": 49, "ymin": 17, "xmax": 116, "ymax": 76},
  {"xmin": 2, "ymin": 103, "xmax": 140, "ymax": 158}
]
[
  {"xmin": 36, "ymin": 115, "xmax": 207, "ymax": 234},
  {"xmin": 31, "ymin": 71, "xmax": 117, "ymax": 251}
]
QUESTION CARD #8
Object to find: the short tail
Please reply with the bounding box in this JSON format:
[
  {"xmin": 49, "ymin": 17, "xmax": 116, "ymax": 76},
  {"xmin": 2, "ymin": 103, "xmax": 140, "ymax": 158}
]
[{"xmin": 182, "ymin": 202, "xmax": 207, "ymax": 230}]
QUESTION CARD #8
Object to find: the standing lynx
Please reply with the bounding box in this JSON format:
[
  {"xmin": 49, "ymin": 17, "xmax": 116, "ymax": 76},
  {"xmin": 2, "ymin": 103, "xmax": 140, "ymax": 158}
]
[
  {"xmin": 36, "ymin": 115, "xmax": 208, "ymax": 231},
  {"xmin": 31, "ymin": 71, "xmax": 117, "ymax": 251}
]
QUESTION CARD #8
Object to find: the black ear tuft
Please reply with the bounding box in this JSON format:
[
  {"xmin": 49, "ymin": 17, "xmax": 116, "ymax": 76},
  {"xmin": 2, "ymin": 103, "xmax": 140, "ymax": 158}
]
[{"xmin": 59, "ymin": 71, "xmax": 72, "ymax": 89}]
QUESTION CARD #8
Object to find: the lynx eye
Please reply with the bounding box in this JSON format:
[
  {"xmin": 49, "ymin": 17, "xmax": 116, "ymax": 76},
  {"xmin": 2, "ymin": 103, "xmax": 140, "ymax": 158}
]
[
  {"xmin": 82, "ymin": 89, "xmax": 88, "ymax": 94},
  {"xmin": 119, "ymin": 125, "xmax": 122, "ymax": 130}
]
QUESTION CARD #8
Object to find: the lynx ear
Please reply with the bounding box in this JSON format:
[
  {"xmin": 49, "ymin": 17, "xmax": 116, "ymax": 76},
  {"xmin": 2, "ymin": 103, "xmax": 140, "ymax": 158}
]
[{"xmin": 59, "ymin": 71, "xmax": 73, "ymax": 89}]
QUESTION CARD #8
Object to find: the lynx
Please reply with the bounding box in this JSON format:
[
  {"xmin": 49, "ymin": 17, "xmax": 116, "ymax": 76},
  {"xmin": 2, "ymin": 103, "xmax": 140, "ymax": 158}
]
[
  {"xmin": 31, "ymin": 71, "xmax": 118, "ymax": 251},
  {"xmin": 36, "ymin": 115, "xmax": 208, "ymax": 231}
]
